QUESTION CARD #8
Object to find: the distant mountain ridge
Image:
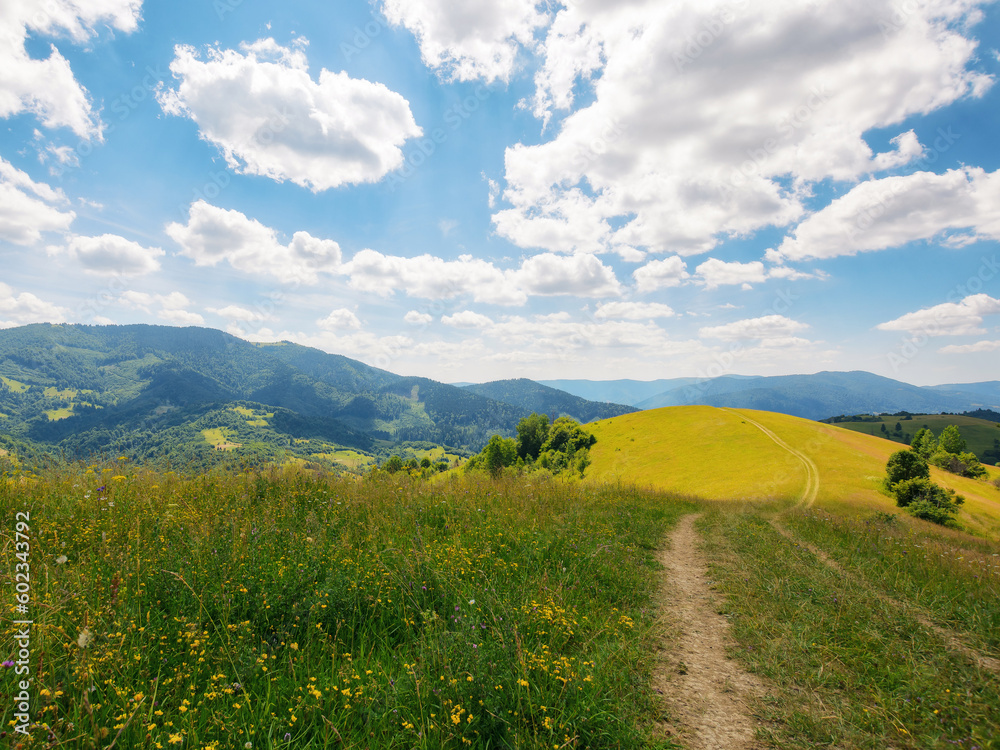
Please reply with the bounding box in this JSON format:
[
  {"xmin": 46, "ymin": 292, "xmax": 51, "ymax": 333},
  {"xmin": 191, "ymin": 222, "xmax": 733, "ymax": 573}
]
[
  {"xmin": 461, "ymin": 379, "xmax": 636, "ymax": 423},
  {"xmin": 539, "ymin": 372, "xmax": 1000, "ymax": 421},
  {"xmin": 0, "ymin": 324, "xmax": 631, "ymax": 469}
]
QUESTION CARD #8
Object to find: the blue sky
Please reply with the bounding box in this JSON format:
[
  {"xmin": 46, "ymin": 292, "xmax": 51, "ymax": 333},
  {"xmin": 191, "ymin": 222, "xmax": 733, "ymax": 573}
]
[{"xmin": 1, "ymin": 0, "xmax": 999, "ymax": 386}]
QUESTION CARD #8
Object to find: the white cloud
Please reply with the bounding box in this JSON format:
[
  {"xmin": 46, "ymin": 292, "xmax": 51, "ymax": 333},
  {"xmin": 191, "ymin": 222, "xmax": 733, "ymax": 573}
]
[
  {"xmin": 876, "ymin": 294, "xmax": 1000, "ymax": 337},
  {"xmin": 404, "ymin": 310, "xmax": 433, "ymax": 325},
  {"xmin": 0, "ymin": 282, "xmax": 69, "ymax": 328},
  {"xmin": 158, "ymin": 38, "xmax": 422, "ymax": 191},
  {"xmin": 442, "ymin": 310, "xmax": 493, "ymax": 329},
  {"xmin": 166, "ymin": 201, "xmax": 342, "ymax": 284},
  {"xmin": 495, "ymin": 0, "xmax": 992, "ymax": 258},
  {"xmin": 0, "ymin": 157, "xmax": 74, "ymax": 245},
  {"xmin": 513, "ymin": 253, "xmax": 622, "ymax": 298},
  {"xmin": 318, "ymin": 308, "xmax": 363, "ymax": 331},
  {"xmin": 57, "ymin": 234, "xmax": 164, "ymax": 275},
  {"xmin": 343, "ymin": 249, "xmax": 526, "ymax": 305},
  {"xmin": 633, "ymin": 256, "xmax": 690, "ymax": 293},
  {"xmin": 939, "ymin": 340, "xmax": 1000, "ymax": 354},
  {"xmin": 778, "ymin": 168, "xmax": 1000, "ymax": 260},
  {"xmin": 0, "ymin": 0, "xmax": 142, "ymax": 139},
  {"xmin": 210, "ymin": 304, "xmax": 272, "ymax": 323},
  {"xmin": 695, "ymin": 259, "xmax": 768, "ymax": 290},
  {"xmin": 594, "ymin": 301, "xmax": 676, "ymax": 320},
  {"xmin": 700, "ymin": 315, "xmax": 810, "ymax": 341},
  {"xmin": 381, "ymin": 0, "xmax": 546, "ymax": 83},
  {"xmin": 118, "ymin": 290, "xmax": 204, "ymax": 325}
]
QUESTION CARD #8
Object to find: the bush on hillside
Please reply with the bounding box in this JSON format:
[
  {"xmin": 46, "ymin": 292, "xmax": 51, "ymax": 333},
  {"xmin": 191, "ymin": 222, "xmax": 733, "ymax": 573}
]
[
  {"xmin": 929, "ymin": 450, "xmax": 988, "ymax": 479},
  {"xmin": 885, "ymin": 449, "xmax": 929, "ymax": 487},
  {"xmin": 890, "ymin": 477, "xmax": 964, "ymax": 525}
]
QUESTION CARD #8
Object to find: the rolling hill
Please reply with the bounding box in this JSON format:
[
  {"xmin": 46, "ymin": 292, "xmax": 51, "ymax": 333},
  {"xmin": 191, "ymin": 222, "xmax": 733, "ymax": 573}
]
[{"xmin": 584, "ymin": 406, "xmax": 1000, "ymax": 537}]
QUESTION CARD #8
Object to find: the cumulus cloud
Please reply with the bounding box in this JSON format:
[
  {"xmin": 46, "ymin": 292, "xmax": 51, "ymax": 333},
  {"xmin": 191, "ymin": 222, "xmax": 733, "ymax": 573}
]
[
  {"xmin": 119, "ymin": 290, "xmax": 204, "ymax": 326},
  {"xmin": 777, "ymin": 167, "xmax": 1000, "ymax": 260},
  {"xmin": 0, "ymin": 157, "xmax": 75, "ymax": 245},
  {"xmin": 695, "ymin": 259, "xmax": 768, "ymax": 290},
  {"xmin": 513, "ymin": 253, "xmax": 622, "ymax": 298},
  {"xmin": 404, "ymin": 310, "xmax": 433, "ymax": 325},
  {"xmin": 318, "ymin": 308, "xmax": 363, "ymax": 331},
  {"xmin": 209, "ymin": 304, "xmax": 273, "ymax": 323},
  {"xmin": 381, "ymin": 0, "xmax": 546, "ymax": 83},
  {"xmin": 494, "ymin": 0, "xmax": 992, "ymax": 258},
  {"xmin": 0, "ymin": 282, "xmax": 69, "ymax": 328},
  {"xmin": 939, "ymin": 340, "xmax": 1000, "ymax": 354},
  {"xmin": 166, "ymin": 201, "xmax": 342, "ymax": 284},
  {"xmin": 633, "ymin": 257, "xmax": 690, "ymax": 293},
  {"xmin": 158, "ymin": 38, "xmax": 422, "ymax": 191},
  {"xmin": 56, "ymin": 234, "xmax": 164, "ymax": 275},
  {"xmin": 0, "ymin": 0, "xmax": 142, "ymax": 139},
  {"xmin": 442, "ymin": 310, "xmax": 493, "ymax": 329},
  {"xmin": 594, "ymin": 301, "xmax": 676, "ymax": 320},
  {"xmin": 343, "ymin": 249, "xmax": 526, "ymax": 305},
  {"xmin": 876, "ymin": 294, "xmax": 1000, "ymax": 337},
  {"xmin": 700, "ymin": 315, "xmax": 810, "ymax": 341}
]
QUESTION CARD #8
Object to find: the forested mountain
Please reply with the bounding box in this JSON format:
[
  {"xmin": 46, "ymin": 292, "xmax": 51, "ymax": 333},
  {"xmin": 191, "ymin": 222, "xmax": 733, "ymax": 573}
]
[
  {"xmin": 0, "ymin": 324, "xmax": 540, "ymax": 470},
  {"xmin": 462, "ymin": 379, "xmax": 636, "ymax": 423}
]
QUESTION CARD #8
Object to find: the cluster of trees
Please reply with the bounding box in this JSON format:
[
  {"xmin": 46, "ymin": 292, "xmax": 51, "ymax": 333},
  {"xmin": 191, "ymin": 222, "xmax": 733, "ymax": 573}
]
[
  {"xmin": 465, "ymin": 413, "xmax": 597, "ymax": 478},
  {"xmin": 884, "ymin": 450, "xmax": 964, "ymax": 525},
  {"xmin": 909, "ymin": 425, "xmax": 988, "ymax": 479},
  {"xmin": 379, "ymin": 455, "xmax": 451, "ymax": 477}
]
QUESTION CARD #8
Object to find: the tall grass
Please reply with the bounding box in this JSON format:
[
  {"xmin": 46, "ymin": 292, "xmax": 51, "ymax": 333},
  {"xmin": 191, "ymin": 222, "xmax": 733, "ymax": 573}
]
[
  {"xmin": 699, "ymin": 505, "xmax": 1000, "ymax": 750},
  {"xmin": 1, "ymin": 465, "xmax": 692, "ymax": 749}
]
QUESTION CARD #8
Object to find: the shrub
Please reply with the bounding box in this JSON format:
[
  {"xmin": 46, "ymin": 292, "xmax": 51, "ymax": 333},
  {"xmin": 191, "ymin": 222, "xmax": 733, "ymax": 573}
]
[
  {"xmin": 930, "ymin": 450, "xmax": 988, "ymax": 479},
  {"xmin": 891, "ymin": 477, "xmax": 964, "ymax": 525}
]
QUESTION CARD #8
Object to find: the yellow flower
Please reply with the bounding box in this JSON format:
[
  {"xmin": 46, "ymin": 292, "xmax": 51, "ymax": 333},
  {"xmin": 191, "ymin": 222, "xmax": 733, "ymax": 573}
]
[{"xmin": 168, "ymin": 733, "xmax": 184, "ymax": 745}]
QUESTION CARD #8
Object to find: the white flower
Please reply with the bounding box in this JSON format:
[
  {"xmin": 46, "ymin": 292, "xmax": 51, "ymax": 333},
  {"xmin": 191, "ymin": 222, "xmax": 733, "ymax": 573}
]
[
  {"xmin": 77, "ymin": 628, "xmax": 93, "ymax": 649},
  {"xmin": 55, "ymin": 555, "xmax": 68, "ymax": 565}
]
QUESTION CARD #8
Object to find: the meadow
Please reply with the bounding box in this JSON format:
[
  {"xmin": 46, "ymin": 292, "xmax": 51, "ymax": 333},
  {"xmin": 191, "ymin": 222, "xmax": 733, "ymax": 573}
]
[{"xmin": 1, "ymin": 465, "xmax": 692, "ymax": 749}]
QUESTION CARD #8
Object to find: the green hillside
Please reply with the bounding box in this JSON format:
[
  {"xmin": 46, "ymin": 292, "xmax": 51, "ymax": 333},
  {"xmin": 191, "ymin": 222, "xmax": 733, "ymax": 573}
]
[
  {"xmin": 0, "ymin": 323, "xmax": 532, "ymax": 470},
  {"xmin": 823, "ymin": 412, "xmax": 1000, "ymax": 465},
  {"xmin": 586, "ymin": 406, "xmax": 1000, "ymax": 537}
]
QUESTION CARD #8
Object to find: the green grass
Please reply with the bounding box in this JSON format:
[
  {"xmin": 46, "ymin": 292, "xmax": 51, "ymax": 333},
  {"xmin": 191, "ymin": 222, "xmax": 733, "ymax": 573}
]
[
  {"xmin": 0, "ymin": 375, "xmax": 29, "ymax": 393},
  {"xmin": 1, "ymin": 468, "xmax": 693, "ymax": 749},
  {"xmin": 832, "ymin": 414, "xmax": 1000, "ymax": 465},
  {"xmin": 699, "ymin": 505, "xmax": 1000, "ymax": 749},
  {"xmin": 43, "ymin": 406, "xmax": 75, "ymax": 421}
]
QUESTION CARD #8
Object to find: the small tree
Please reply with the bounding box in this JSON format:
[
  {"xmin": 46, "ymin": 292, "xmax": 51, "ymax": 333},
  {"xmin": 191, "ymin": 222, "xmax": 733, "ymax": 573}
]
[
  {"xmin": 938, "ymin": 425, "xmax": 966, "ymax": 455},
  {"xmin": 910, "ymin": 428, "xmax": 937, "ymax": 459},
  {"xmin": 482, "ymin": 435, "xmax": 518, "ymax": 478},
  {"xmin": 885, "ymin": 449, "xmax": 929, "ymax": 486},
  {"xmin": 383, "ymin": 455, "xmax": 404, "ymax": 474},
  {"xmin": 516, "ymin": 413, "xmax": 550, "ymax": 460}
]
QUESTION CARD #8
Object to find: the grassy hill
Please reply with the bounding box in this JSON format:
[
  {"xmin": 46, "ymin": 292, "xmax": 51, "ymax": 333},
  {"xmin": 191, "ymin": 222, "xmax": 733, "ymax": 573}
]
[{"xmin": 585, "ymin": 406, "xmax": 1000, "ymax": 537}]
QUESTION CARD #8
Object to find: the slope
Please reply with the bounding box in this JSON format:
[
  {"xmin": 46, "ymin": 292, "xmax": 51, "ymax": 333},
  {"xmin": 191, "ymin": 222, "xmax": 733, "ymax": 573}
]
[{"xmin": 585, "ymin": 406, "xmax": 1000, "ymax": 537}]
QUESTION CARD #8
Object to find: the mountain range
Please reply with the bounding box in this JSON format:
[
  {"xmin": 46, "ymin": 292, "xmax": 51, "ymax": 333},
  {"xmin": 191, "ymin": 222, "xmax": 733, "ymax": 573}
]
[
  {"xmin": 2, "ymin": 323, "xmax": 998, "ymax": 471},
  {"xmin": 541, "ymin": 373, "xmax": 1000, "ymax": 420},
  {"xmin": 0, "ymin": 324, "xmax": 631, "ymax": 469}
]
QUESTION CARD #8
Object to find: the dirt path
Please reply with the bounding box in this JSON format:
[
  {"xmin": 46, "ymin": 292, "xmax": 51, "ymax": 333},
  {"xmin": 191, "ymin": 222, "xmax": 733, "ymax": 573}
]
[
  {"xmin": 723, "ymin": 409, "xmax": 819, "ymax": 507},
  {"xmin": 655, "ymin": 514, "xmax": 767, "ymax": 749}
]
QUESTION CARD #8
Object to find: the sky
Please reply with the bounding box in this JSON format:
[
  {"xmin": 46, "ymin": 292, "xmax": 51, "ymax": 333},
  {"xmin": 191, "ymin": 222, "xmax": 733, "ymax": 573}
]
[{"xmin": 1, "ymin": 0, "xmax": 999, "ymax": 386}]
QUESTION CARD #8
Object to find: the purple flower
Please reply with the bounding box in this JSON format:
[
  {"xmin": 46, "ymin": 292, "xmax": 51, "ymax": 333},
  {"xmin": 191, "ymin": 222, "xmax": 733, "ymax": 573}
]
[
  {"xmin": 1, "ymin": 660, "xmax": 14, "ymax": 668},
  {"xmin": 284, "ymin": 733, "xmax": 291, "ymax": 741}
]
